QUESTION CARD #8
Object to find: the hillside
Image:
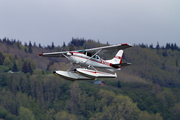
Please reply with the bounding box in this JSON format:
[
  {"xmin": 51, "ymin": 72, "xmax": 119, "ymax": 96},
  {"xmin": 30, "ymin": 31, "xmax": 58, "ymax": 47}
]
[{"xmin": 0, "ymin": 37, "xmax": 180, "ymax": 120}]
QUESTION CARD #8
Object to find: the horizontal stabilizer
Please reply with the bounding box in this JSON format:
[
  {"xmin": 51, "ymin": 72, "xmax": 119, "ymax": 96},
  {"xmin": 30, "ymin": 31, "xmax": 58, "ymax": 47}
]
[{"xmin": 112, "ymin": 63, "xmax": 132, "ymax": 67}]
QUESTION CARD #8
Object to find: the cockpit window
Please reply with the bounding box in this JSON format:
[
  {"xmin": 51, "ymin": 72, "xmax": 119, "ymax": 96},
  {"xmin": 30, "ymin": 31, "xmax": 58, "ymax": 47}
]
[
  {"xmin": 93, "ymin": 55, "xmax": 100, "ymax": 59},
  {"xmin": 96, "ymin": 55, "xmax": 100, "ymax": 59},
  {"xmin": 87, "ymin": 52, "xmax": 92, "ymax": 57},
  {"xmin": 77, "ymin": 50, "xmax": 85, "ymax": 53},
  {"xmin": 84, "ymin": 51, "xmax": 100, "ymax": 60},
  {"xmin": 84, "ymin": 51, "xmax": 92, "ymax": 57}
]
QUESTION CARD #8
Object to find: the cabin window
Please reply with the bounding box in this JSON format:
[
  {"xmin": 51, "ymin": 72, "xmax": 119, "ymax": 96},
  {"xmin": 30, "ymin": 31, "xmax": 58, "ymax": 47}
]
[
  {"xmin": 84, "ymin": 51, "xmax": 92, "ymax": 57},
  {"xmin": 93, "ymin": 55, "xmax": 100, "ymax": 60},
  {"xmin": 96, "ymin": 55, "xmax": 100, "ymax": 59}
]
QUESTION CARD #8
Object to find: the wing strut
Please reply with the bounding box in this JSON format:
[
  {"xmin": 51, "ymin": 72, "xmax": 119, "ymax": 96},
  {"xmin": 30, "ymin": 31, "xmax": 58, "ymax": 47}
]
[
  {"xmin": 84, "ymin": 49, "xmax": 102, "ymax": 64},
  {"xmin": 67, "ymin": 65, "xmax": 73, "ymax": 72},
  {"xmin": 62, "ymin": 53, "xmax": 69, "ymax": 59}
]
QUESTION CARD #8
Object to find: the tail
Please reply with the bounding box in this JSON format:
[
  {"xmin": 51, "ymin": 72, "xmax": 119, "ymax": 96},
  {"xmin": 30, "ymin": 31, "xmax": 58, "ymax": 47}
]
[{"xmin": 106, "ymin": 50, "xmax": 124, "ymax": 64}]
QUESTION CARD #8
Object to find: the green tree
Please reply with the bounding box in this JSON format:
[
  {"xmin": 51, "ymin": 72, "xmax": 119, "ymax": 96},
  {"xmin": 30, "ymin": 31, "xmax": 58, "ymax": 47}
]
[
  {"xmin": 25, "ymin": 47, "xmax": 28, "ymax": 53},
  {"xmin": 28, "ymin": 41, "xmax": 33, "ymax": 53},
  {"xmin": 0, "ymin": 52, "xmax": 5, "ymax": 65},
  {"xmin": 28, "ymin": 63, "xmax": 33, "ymax": 74},
  {"xmin": 171, "ymin": 103, "xmax": 180, "ymax": 120},
  {"xmin": 3, "ymin": 57, "xmax": 13, "ymax": 69},
  {"xmin": 21, "ymin": 62, "xmax": 28, "ymax": 73},
  {"xmin": 46, "ymin": 109, "xmax": 55, "ymax": 120},
  {"xmin": 139, "ymin": 111, "xmax": 163, "ymax": 120},
  {"xmin": 12, "ymin": 63, "xmax": 18, "ymax": 72},
  {"xmin": 0, "ymin": 65, "xmax": 9, "ymax": 72},
  {"xmin": 54, "ymin": 111, "xmax": 77, "ymax": 120},
  {"xmin": 65, "ymin": 83, "xmax": 81, "ymax": 114},
  {"xmin": 5, "ymin": 113, "xmax": 17, "ymax": 120},
  {"xmin": 0, "ymin": 107, "xmax": 8, "ymax": 118},
  {"xmin": 176, "ymin": 60, "xmax": 178, "ymax": 66},
  {"xmin": 117, "ymin": 80, "xmax": 121, "ymax": 88},
  {"xmin": 51, "ymin": 42, "xmax": 54, "ymax": 49},
  {"xmin": 18, "ymin": 106, "xmax": 35, "ymax": 120},
  {"xmin": 63, "ymin": 42, "xmax": 66, "ymax": 47}
]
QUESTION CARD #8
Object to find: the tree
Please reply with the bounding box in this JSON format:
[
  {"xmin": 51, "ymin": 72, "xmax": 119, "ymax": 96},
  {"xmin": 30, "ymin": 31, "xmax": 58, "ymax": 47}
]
[
  {"xmin": 3, "ymin": 37, "xmax": 7, "ymax": 42},
  {"xmin": 176, "ymin": 60, "xmax": 178, "ymax": 67},
  {"xmin": 46, "ymin": 109, "xmax": 54, "ymax": 120},
  {"xmin": 12, "ymin": 63, "xmax": 18, "ymax": 72},
  {"xmin": 66, "ymin": 83, "xmax": 81, "ymax": 114},
  {"xmin": 22, "ymin": 62, "xmax": 28, "ymax": 73},
  {"xmin": 174, "ymin": 43, "xmax": 178, "ymax": 50},
  {"xmin": 171, "ymin": 43, "xmax": 174, "ymax": 50},
  {"xmin": 28, "ymin": 63, "xmax": 33, "ymax": 74},
  {"xmin": 90, "ymin": 92, "xmax": 140, "ymax": 120},
  {"xmin": 28, "ymin": 46, "xmax": 32, "ymax": 53},
  {"xmin": 39, "ymin": 43, "xmax": 42, "ymax": 48},
  {"xmin": 24, "ymin": 42, "xmax": 27, "ymax": 46},
  {"xmin": 3, "ymin": 57, "xmax": 13, "ymax": 69},
  {"xmin": 171, "ymin": 103, "xmax": 180, "ymax": 120},
  {"xmin": 149, "ymin": 44, "xmax": 153, "ymax": 49},
  {"xmin": 29, "ymin": 41, "xmax": 32, "ymax": 47},
  {"xmin": 117, "ymin": 80, "xmax": 121, "ymax": 88},
  {"xmin": 51, "ymin": 42, "xmax": 54, "ymax": 49},
  {"xmin": 139, "ymin": 111, "xmax": 163, "ymax": 120},
  {"xmin": 46, "ymin": 60, "xmax": 54, "ymax": 70},
  {"xmin": 28, "ymin": 41, "xmax": 33, "ymax": 53},
  {"xmin": 25, "ymin": 47, "xmax": 27, "ymax": 53},
  {"xmin": 18, "ymin": 106, "xmax": 35, "ymax": 120},
  {"xmin": 63, "ymin": 42, "xmax": 66, "ymax": 47},
  {"xmin": 162, "ymin": 50, "xmax": 168, "ymax": 57},
  {"xmin": 166, "ymin": 43, "xmax": 170, "ymax": 49},
  {"xmin": 54, "ymin": 111, "xmax": 77, "ymax": 120},
  {"xmin": 33, "ymin": 42, "xmax": 37, "ymax": 47},
  {"xmin": 0, "ymin": 52, "xmax": 5, "ymax": 65},
  {"xmin": 156, "ymin": 42, "xmax": 160, "ymax": 52},
  {"xmin": 161, "ymin": 63, "xmax": 166, "ymax": 70},
  {"xmin": 0, "ymin": 107, "xmax": 8, "ymax": 119}
]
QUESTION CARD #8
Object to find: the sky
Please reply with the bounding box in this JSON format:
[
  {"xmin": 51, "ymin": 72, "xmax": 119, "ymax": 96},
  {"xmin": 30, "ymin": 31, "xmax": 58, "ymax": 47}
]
[{"xmin": 0, "ymin": 0, "xmax": 179, "ymax": 47}]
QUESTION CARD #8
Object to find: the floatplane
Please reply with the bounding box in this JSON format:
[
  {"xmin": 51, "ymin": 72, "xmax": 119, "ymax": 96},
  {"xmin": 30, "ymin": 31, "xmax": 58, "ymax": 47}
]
[{"xmin": 39, "ymin": 43, "xmax": 132, "ymax": 85}]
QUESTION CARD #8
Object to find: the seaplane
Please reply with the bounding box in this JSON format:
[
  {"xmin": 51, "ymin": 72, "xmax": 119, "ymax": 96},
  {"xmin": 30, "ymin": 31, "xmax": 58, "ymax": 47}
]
[{"xmin": 39, "ymin": 43, "xmax": 132, "ymax": 85}]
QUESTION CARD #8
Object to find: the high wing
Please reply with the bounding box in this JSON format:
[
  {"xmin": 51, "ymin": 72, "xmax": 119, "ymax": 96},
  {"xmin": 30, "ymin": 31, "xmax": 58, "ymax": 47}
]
[
  {"xmin": 39, "ymin": 43, "xmax": 132, "ymax": 57},
  {"xmin": 39, "ymin": 51, "xmax": 68, "ymax": 57},
  {"xmin": 85, "ymin": 43, "xmax": 132, "ymax": 52}
]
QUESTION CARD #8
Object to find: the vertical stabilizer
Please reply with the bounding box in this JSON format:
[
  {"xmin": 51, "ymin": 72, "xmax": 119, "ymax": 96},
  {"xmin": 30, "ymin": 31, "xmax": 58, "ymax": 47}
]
[{"xmin": 106, "ymin": 50, "xmax": 124, "ymax": 64}]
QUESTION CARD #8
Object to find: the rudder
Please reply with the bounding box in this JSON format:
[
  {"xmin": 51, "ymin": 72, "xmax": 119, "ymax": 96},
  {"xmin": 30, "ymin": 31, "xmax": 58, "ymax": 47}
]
[{"xmin": 106, "ymin": 50, "xmax": 124, "ymax": 64}]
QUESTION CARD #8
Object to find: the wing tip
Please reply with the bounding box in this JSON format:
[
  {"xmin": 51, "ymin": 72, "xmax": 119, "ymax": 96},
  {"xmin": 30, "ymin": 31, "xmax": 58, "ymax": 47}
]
[
  {"xmin": 121, "ymin": 43, "xmax": 132, "ymax": 47},
  {"xmin": 39, "ymin": 53, "xmax": 43, "ymax": 56},
  {"xmin": 121, "ymin": 43, "xmax": 128, "ymax": 46}
]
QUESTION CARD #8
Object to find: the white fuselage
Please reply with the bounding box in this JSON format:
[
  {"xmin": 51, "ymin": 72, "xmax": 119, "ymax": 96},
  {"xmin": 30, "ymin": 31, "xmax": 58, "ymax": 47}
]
[{"xmin": 68, "ymin": 52, "xmax": 120, "ymax": 71}]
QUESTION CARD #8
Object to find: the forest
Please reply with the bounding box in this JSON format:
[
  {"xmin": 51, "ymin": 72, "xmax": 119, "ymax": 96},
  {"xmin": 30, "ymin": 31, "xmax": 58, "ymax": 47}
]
[{"xmin": 0, "ymin": 37, "xmax": 180, "ymax": 120}]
